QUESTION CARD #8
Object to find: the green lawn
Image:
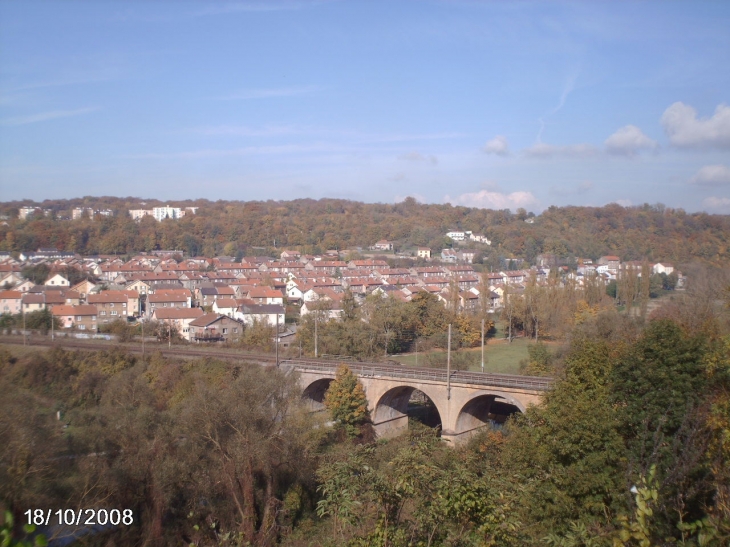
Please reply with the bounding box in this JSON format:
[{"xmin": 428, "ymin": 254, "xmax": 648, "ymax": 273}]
[{"xmin": 393, "ymin": 337, "xmax": 532, "ymax": 375}]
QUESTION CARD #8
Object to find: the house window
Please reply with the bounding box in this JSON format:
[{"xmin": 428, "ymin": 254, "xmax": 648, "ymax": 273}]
[
  {"xmin": 233, "ymin": 328, "xmax": 238, "ymax": 333},
  {"xmin": 110, "ymin": 303, "xmax": 114, "ymax": 307},
  {"xmin": 111, "ymin": 311, "xmax": 118, "ymax": 316},
  {"xmin": 122, "ymin": 303, "xmax": 126, "ymax": 307},
  {"xmin": 100, "ymin": 311, "xmax": 106, "ymax": 316},
  {"xmin": 222, "ymin": 328, "xmax": 228, "ymax": 334},
  {"xmin": 79, "ymin": 325, "xmax": 85, "ymax": 330}
]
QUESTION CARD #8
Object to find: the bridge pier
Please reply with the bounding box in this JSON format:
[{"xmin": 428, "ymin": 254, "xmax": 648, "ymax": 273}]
[{"xmin": 372, "ymin": 414, "xmax": 409, "ymax": 438}]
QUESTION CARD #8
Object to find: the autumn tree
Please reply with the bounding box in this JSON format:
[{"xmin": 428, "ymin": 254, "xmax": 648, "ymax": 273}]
[{"xmin": 324, "ymin": 365, "xmax": 371, "ymax": 437}]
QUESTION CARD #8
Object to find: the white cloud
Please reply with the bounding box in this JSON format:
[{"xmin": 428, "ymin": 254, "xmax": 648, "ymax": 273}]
[
  {"xmin": 397, "ymin": 151, "xmax": 438, "ymax": 165},
  {"xmin": 483, "ymin": 135, "xmax": 510, "ymax": 156},
  {"xmin": 689, "ymin": 164, "xmax": 730, "ymax": 186},
  {"xmin": 604, "ymin": 125, "xmax": 658, "ymax": 156},
  {"xmin": 661, "ymin": 102, "xmax": 730, "ymax": 149},
  {"xmin": 523, "ymin": 142, "xmax": 598, "ymax": 158},
  {"xmin": 215, "ymin": 85, "xmax": 318, "ymax": 100},
  {"xmin": 1, "ymin": 107, "xmax": 99, "ymax": 126},
  {"xmin": 445, "ymin": 190, "xmax": 539, "ymax": 211},
  {"xmin": 702, "ymin": 196, "xmax": 730, "ymax": 214}
]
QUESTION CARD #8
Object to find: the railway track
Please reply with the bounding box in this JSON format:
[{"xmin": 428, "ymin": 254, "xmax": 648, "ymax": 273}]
[
  {"xmin": 0, "ymin": 336, "xmax": 278, "ymax": 363},
  {"xmin": 0, "ymin": 336, "xmax": 554, "ymax": 391}
]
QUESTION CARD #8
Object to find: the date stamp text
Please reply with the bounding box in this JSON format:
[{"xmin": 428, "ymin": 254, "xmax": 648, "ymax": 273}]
[{"xmin": 25, "ymin": 509, "xmax": 134, "ymax": 527}]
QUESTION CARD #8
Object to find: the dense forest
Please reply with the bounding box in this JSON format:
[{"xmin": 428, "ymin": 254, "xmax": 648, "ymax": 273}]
[
  {"xmin": 1, "ymin": 197, "xmax": 728, "ymax": 265},
  {"xmin": 2, "ymin": 274, "xmax": 729, "ymax": 546}
]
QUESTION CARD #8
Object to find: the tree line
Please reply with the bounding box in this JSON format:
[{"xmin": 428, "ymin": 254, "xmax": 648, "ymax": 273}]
[{"xmin": 1, "ymin": 198, "xmax": 728, "ymax": 265}]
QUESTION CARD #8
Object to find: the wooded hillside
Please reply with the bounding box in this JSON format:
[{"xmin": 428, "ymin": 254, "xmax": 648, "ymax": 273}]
[{"xmin": 1, "ymin": 197, "xmax": 728, "ymax": 265}]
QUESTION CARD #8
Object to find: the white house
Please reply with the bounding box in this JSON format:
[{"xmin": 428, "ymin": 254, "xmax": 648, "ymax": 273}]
[
  {"xmin": 372, "ymin": 240, "xmax": 394, "ymax": 251},
  {"xmin": 417, "ymin": 247, "xmax": 431, "ymax": 259},
  {"xmin": 44, "ymin": 274, "xmax": 70, "ymax": 287},
  {"xmin": 653, "ymin": 263, "xmax": 674, "ymax": 275},
  {"xmin": 446, "ymin": 231, "xmax": 468, "ymax": 241}
]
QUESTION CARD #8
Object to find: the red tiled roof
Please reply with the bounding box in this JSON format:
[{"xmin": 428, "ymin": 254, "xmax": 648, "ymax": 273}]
[
  {"xmin": 52, "ymin": 304, "xmax": 97, "ymax": 316},
  {"xmin": 153, "ymin": 308, "xmax": 205, "ymax": 320}
]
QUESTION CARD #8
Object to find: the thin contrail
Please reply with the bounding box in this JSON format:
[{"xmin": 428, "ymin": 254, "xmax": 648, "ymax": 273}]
[{"xmin": 536, "ymin": 72, "xmax": 578, "ymax": 143}]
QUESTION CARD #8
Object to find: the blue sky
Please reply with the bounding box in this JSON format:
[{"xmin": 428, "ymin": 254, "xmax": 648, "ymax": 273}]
[{"xmin": 1, "ymin": 0, "xmax": 729, "ymax": 213}]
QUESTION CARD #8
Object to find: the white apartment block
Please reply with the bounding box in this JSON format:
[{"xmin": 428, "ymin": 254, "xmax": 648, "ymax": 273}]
[
  {"xmin": 129, "ymin": 209, "xmax": 153, "ymax": 220},
  {"xmin": 153, "ymin": 205, "xmax": 184, "ymax": 220},
  {"xmin": 18, "ymin": 207, "xmax": 50, "ymax": 220},
  {"xmin": 73, "ymin": 208, "xmax": 113, "ymax": 219},
  {"xmin": 129, "ymin": 206, "xmax": 198, "ymax": 222}
]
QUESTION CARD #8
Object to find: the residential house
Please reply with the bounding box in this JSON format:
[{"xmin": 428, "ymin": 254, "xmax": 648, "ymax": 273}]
[
  {"xmin": 21, "ymin": 293, "xmax": 48, "ymax": 312},
  {"xmin": 347, "ymin": 260, "xmax": 389, "ymax": 270},
  {"xmin": 372, "ymin": 240, "xmax": 393, "ymax": 251},
  {"xmin": 44, "ymin": 274, "xmax": 70, "ymax": 287},
  {"xmin": 101, "ymin": 290, "xmax": 140, "ymax": 316},
  {"xmin": 235, "ymin": 304, "xmax": 285, "ymax": 327},
  {"xmin": 125, "ymin": 279, "xmax": 153, "ymax": 295},
  {"xmin": 417, "ymin": 247, "xmax": 431, "ymax": 259},
  {"xmin": 88, "ymin": 292, "xmax": 131, "ymax": 323},
  {"xmin": 52, "ymin": 305, "xmax": 98, "ymax": 330},
  {"xmin": 300, "ymin": 299, "xmax": 343, "ymax": 320},
  {"xmin": 212, "ymin": 297, "xmax": 239, "ymax": 317},
  {"xmin": 152, "ymin": 308, "xmax": 205, "ymax": 341},
  {"xmin": 188, "ymin": 313, "xmax": 243, "ymax": 343},
  {"xmin": 411, "ymin": 266, "xmax": 446, "ymax": 278},
  {"xmin": 441, "ymin": 249, "xmax": 457, "ymax": 263},
  {"xmin": 147, "ymin": 291, "xmax": 190, "ymax": 315},
  {"xmin": 0, "ymin": 290, "xmax": 22, "ymax": 314},
  {"xmin": 653, "ymin": 262, "xmax": 674, "ymax": 275},
  {"xmin": 0, "ymin": 272, "xmax": 23, "ymax": 288},
  {"xmin": 460, "ymin": 290, "xmax": 480, "ymax": 312},
  {"xmin": 468, "ymin": 233, "xmax": 491, "ymax": 245},
  {"xmin": 13, "ymin": 280, "xmax": 35, "ymax": 293},
  {"xmin": 247, "ymin": 287, "xmax": 284, "ymax": 305},
  {"xmin": 71, "ymin": 279, "xmax": 97, "ymax": 300},
  {"xmin": 196, "ymin": 286, "xmax": 219, "ymax": 307},
  {"xmin": 446, "ymin": 231, "xmax": 467, "ymax": 241},
  {"xmin": 503, "ymin": 271, "xmax": 528, "ymax": 285},
  {"xmin": 457, "ymin": 250, "xmax": 477, "ymax": 264},
  {"xmin": 598, "ymin": 256, "xmax": 621, "ymax": 271}
]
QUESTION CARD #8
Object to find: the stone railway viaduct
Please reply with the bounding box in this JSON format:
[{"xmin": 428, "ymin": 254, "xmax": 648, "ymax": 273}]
[{"xmin": 282, "ymin": 359, "xmax": 552, "ymax": 445}]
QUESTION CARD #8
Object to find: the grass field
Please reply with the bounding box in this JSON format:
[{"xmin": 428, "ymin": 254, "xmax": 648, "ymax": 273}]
[{"xmin": 393, "ymin": 336, "xmax": 532, "ymax": 375}]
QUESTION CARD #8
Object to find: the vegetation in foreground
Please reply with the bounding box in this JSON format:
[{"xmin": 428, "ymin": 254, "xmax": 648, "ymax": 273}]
[{"xmin": 1, "ymin": 281, "xmax": 729, "ymax": 546}]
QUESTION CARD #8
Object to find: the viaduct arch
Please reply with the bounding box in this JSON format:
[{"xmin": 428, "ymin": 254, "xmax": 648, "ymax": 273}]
[{"xmin": 290, "ymin": 362, "xmax": 548, "ymax": 445}]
